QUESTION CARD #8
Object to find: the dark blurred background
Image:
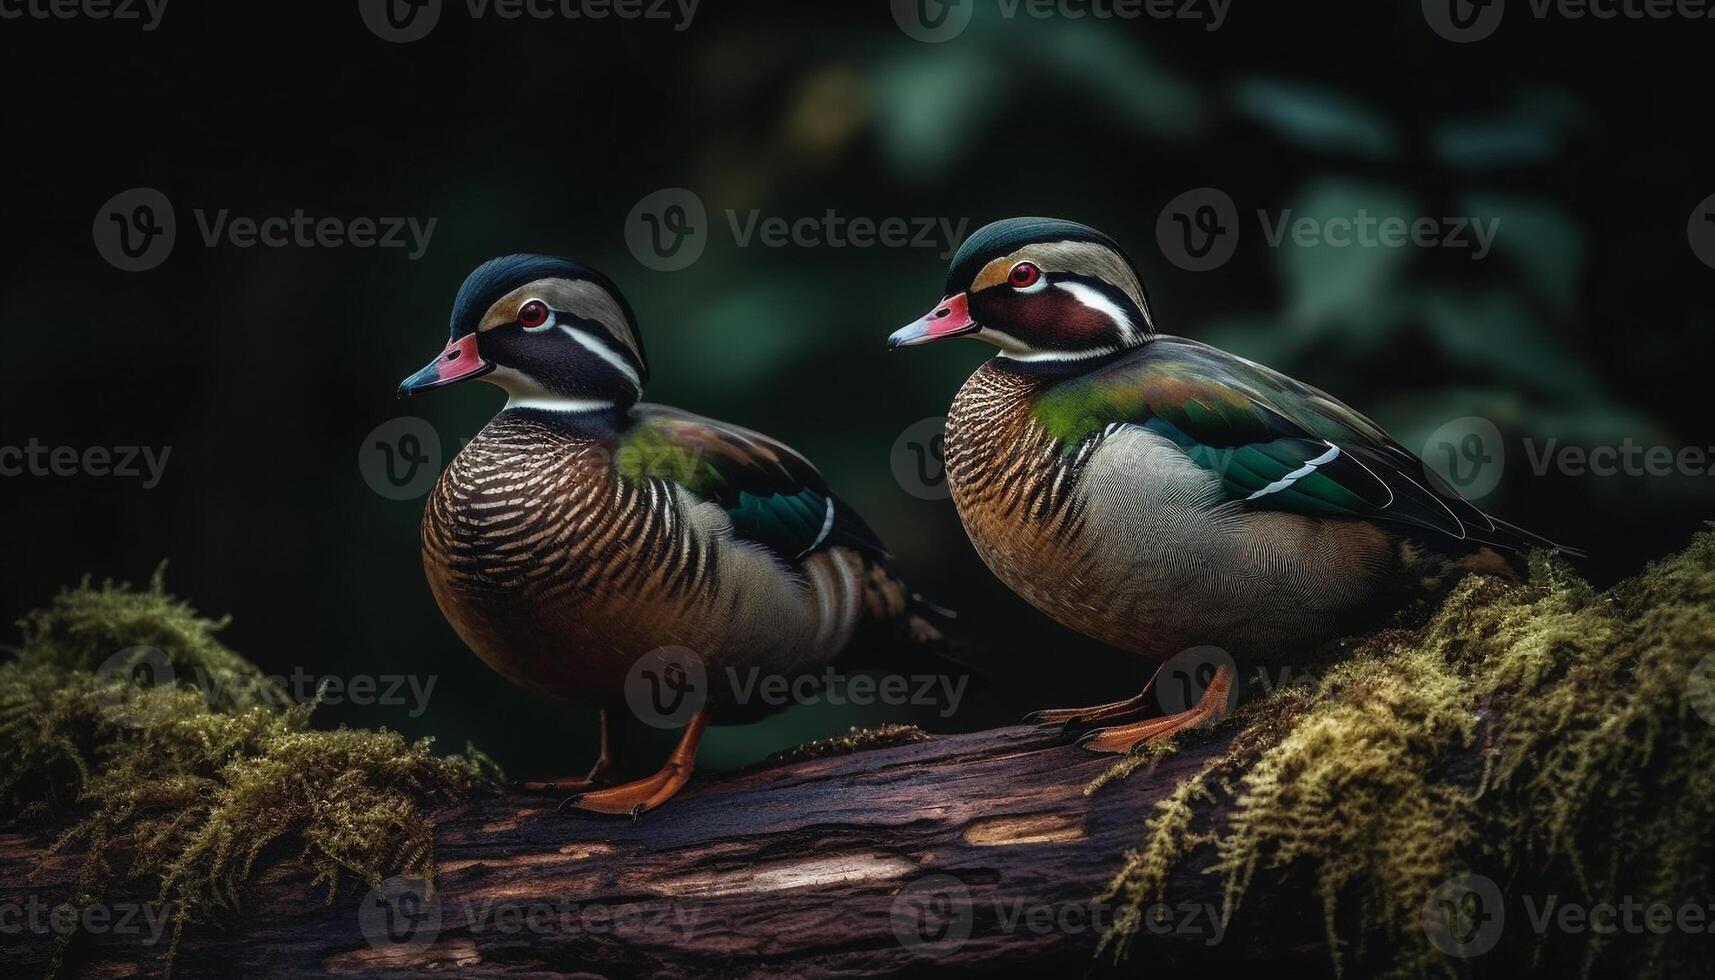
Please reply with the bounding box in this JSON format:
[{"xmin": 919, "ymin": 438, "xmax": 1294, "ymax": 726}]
[{"xmin": 3, "ymin": 2, "xmax": 1712, "ymax": 778}]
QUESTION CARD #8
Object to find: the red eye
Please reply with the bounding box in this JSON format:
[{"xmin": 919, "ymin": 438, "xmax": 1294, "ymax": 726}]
[
  {"xmin": 517, "ymin": 300, "xmax": 550, "ymax": 328},
  {"xmin": 1008, "ymin": 262, "xmax": 1041, "ymax": 288}
]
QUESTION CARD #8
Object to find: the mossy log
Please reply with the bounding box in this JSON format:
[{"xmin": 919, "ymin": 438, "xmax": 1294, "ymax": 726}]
[
  {"xmin": 6, "ymin": 535, "xmax": 1713, "ymax": 979},
  {"xmin": 1, "ymin": 720, "xmax": 1317, "ymax": 979}
]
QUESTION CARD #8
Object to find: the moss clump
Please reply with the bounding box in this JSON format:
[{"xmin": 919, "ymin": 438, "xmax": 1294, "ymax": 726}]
[
  {"xmin": 15, "ymin": 565, "xmax": 277, "ymax": 708},
  {"xmin": 1099, "ymin": 529, "xmax": 1715, "ymax": 979},
  {"xmin": 759, "ymin": 723, "xmax": 931, "ymax": 767},
  {"xmin": 0, "ymin": 569, "xmax": 502, "ymax": 975}
]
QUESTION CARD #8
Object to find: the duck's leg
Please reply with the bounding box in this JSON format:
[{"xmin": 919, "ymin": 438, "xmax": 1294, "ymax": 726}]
[
  {"xmin": 1025, "ymin": 661, "xmax": 1172, "ymax": 726},
  {"xmin": 521, "ymin": 708, "xmax": 620, "ymax": 791},
  {"xmin": 564, "ymin": 710, "xmax": 711, "ymax": 818},
  {"xmin": 1076, "ymin": 664, "xmax": 1234, "ymax": 754}
]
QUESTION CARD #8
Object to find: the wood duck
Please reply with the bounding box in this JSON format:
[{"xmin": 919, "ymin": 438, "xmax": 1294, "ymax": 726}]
[
  {"xmin": 400, "ymin": 254, "xmax": 934, "ymax": 815},
  {"xmin": 889, "ymin": 217, "xmax": 1576, "ymax": 754}
]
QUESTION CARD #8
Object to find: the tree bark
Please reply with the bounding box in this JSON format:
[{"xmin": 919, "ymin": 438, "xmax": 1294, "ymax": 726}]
[{"xmin": 1, "ymin": 722, "xmax": 1338, "ymax": 979}]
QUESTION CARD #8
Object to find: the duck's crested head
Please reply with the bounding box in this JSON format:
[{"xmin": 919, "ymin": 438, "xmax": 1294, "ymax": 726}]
[
  {"xmin": 891, "ymin": 217, "xmax": 1154, "ymax": 364},
  {"xmin": 400, "ymin": 254, "xmax": 649, "ymax": 412}
]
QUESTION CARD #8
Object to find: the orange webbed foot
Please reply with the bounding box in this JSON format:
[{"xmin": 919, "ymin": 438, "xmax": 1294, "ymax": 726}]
[
  {"xmin": 1075, "ymin": 663, "xmax": 1234, "ymax": 754},
  {"xmin": 562, "ymin": 711, "xmax": 710, "ymax": 819},
  {"xmin": 1025, "ymin": 689, "xmax": 1155, "ymax": 727}
]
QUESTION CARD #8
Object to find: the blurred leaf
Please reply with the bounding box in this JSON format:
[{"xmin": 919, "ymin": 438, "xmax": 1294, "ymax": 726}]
[
  {"xmin": 678, "ymin": 280, "xmax": 827, "ymax": 390},
  {"xmin": 1431, "ymin": 88, "xmax": 1586, "ymax": 170},
  {"xmin": 1275, "ymin": 180, "xmax": 1416, "ymax": 338},
  {"xmin": 1417, "ymin": 288, "xmax": 1599, "ymax": 401},
  {"xmin": 1232, "ymin": 78, "xmax": 1399, "ymax": 158},
  {"xmin": 869, "ymin": 19, "xmax": 1202, "ymax": 181},
  {"xmin": 870, "ymin": 48, "xmax": 1006, "ymax": 181},
  {"xmin": 1460, "ymin": 192, "xmax": 1586, "ymax": 313},
  {"xmin": 1032, "ymin": 23, "xmax": 1204, "ymax": 140}
]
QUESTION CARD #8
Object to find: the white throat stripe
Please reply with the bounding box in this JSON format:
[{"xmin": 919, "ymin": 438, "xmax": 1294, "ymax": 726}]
[{"xmin": 505, "ymin": 395, "xmax": 618, "ymax": 413}]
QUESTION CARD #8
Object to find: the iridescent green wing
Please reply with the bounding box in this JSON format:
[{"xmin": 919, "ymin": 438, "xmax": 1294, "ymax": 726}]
[
  {"xmin": 1031, "ymin": 338, "xmax": 1513, "ymax": 543},
  {"xmin": 620, "ymin": 406, "xmax": 887, "ymax": 562}
]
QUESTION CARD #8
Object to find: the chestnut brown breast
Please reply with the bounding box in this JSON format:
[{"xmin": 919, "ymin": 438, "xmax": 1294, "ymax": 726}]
[{"xmin": 420, "ymin": 412, "xmax": 711, "ymax": 704}]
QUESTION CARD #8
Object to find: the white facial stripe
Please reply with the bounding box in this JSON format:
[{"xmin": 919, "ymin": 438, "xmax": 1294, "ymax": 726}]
[
  {"xmin": 980, "ymin": 327, "xmax": 1119, "ymax": 363},
  {"xmin": 1056, "ymin": 281, "xmax": 1139, "ymax": 344},
  {"xmin": 486, "ymin": 277, "xmax": 645, "ymax": 367},
  {"xmin": 560, "ymin": 323, "xmax": 642, "ymax": 390},
  {"xmin": 1246, "ymin": 444, "xmax": 1341, "ymax": 501},
  {"xmin": 1019, "ymin": 240, "xmax": 1152, "ymax": 330}
]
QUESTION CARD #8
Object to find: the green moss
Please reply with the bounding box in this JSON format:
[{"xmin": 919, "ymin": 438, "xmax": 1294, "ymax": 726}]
[
  {"xmin": 0, "ymin": 569, "xmax": 502, "ymax": 976},
  {"xmin": 759, "ymin": 723, "xmax": 931, "ymax": 767},
  {"xmin": 15, "ymin": 565, "xmax": 276, "ymax": 708},
  {"xmin": 1098, "ymin": 529, "xmax": 1715, "ymax": 978}
]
